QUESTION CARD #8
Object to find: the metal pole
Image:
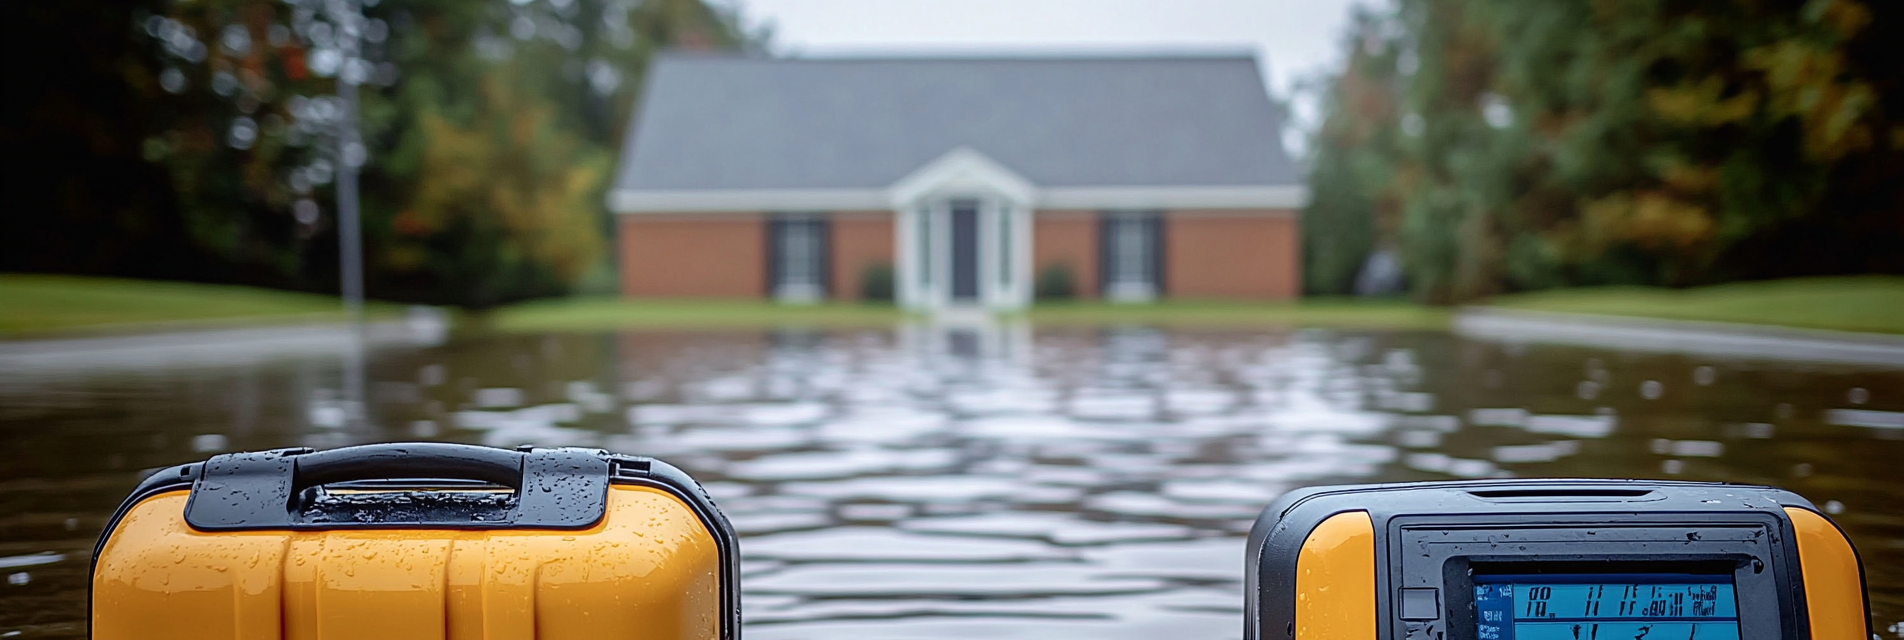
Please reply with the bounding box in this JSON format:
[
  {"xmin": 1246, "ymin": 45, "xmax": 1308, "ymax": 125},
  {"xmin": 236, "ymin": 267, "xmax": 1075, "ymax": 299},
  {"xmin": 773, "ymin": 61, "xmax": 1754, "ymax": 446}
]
[{"xmin": 337, "ymin": 5, "xmax": 367, "ymax": 430}]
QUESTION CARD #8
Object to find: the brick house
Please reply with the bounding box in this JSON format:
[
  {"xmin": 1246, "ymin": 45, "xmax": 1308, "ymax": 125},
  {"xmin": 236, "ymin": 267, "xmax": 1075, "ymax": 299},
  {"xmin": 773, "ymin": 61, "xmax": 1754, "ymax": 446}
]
[{"xmin": 609, "ymin": 54, "xmax": 1305, "ymax": 311}]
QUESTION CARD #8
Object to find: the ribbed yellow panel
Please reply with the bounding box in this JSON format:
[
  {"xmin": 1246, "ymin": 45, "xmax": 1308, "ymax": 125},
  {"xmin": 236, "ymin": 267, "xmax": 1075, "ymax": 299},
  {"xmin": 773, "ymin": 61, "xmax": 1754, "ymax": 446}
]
[
  {"xmin": 1785, "ymin": 507, "xmax": 1867, "ymax": 640},
  {"xmin": 1294, "ymin": 511, "xmax": 1377, "ymax": 640},
  {"xmin": 93, "ymin": 485, "xmax": 722, "ymax": 640}
]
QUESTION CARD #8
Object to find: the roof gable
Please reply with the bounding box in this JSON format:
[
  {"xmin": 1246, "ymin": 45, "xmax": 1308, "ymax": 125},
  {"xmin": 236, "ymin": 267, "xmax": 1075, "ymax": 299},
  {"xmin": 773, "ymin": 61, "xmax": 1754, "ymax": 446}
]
[
  {"xmin": 888, "ymin": 147, "xmax": 1037, "ymax": 206},
  {"xmin": 613, "ymin": 55, "xmax": 1300, "ymax": 196}
]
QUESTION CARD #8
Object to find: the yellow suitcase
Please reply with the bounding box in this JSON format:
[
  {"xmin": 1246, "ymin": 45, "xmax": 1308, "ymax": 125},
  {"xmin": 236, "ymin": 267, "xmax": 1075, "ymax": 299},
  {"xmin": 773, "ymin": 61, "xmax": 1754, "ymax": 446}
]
[{"xmin": 89, "ymin": 443, "xmax": 738, "ymax": 640}]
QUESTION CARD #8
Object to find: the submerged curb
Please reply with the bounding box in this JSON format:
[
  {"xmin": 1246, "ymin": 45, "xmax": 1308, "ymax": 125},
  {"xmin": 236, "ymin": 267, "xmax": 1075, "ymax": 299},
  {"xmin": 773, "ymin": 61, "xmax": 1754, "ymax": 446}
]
[
  {"xmin": 1455, "ymin": 307, "xmax": 1904, "ymax": 368},
  {"xmin": 0, "ymin": 318, "xmax": 446, "ymax": 372}
]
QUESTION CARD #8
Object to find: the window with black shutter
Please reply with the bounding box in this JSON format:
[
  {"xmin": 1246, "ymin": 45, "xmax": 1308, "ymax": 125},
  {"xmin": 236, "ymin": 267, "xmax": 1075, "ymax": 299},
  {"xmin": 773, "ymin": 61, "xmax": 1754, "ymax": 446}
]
[
  {"xmin": 768, "ymin": 213, "xmax": 829, "ymax": 302},
  {"xmin": 1099, "ymin": 210, "xmax": 1163, "ymax": 302}
]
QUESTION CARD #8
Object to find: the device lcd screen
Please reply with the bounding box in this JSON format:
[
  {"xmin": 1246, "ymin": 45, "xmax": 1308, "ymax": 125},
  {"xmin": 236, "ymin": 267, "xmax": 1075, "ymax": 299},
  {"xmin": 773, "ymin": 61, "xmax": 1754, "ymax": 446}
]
[{"xmin": 1473, "ymin": 573, "xmax": 1740, "ymax": 640}]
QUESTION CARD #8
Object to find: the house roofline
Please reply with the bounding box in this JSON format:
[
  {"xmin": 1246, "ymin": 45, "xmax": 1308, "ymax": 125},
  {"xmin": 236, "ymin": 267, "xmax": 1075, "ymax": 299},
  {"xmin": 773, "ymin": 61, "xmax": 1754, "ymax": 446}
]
[
  {"xmin": 651, "ymin": 50, "xmax": 1261, "ymax": 65},
  {"xmin": 608, "ymin": 184, "xmax": 1309, "ymax": 214}
]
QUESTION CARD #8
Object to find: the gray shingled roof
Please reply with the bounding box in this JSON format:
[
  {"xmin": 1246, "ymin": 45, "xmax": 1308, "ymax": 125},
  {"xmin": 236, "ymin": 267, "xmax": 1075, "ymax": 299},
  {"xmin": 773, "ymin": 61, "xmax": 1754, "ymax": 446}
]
[{"xmin": 614, "ymin": 54, "xmax": 1298, "ymax": 192}]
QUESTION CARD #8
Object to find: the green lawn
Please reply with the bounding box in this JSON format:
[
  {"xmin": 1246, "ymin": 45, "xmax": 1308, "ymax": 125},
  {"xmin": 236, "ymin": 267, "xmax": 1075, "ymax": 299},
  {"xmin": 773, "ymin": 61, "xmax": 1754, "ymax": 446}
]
[
  {"xmin": 483, "ymin": 297, "xmax": 910, "ymax": 332},
  {"xmin": 1021, "ymin": 298, "xmax": 1448, "ymax": 329},
  {"xmin": 1486, "ymin": 276, "xmax": 1904, "ymax": 335},
  {"xmin": 482, "ymin": 296, "xmax": 1447, "ymax": 333},
  {"xmin": 10, "ymin": 273, "xmax": 1900, "ymax": 339},
  {"xmin": 0, "ymin": 274, "xmax": 354, "ymax": 338}
]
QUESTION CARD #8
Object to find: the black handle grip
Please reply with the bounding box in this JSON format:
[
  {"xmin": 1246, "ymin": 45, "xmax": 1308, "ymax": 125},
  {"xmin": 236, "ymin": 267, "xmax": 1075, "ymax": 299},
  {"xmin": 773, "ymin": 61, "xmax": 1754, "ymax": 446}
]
[
  {"xmin": 293, "ymin": 443, "xmax": 526, "ymax": 493},
  {"xmin": 185, "ymin": 443, "xmax": 613, "ymax": 530}
]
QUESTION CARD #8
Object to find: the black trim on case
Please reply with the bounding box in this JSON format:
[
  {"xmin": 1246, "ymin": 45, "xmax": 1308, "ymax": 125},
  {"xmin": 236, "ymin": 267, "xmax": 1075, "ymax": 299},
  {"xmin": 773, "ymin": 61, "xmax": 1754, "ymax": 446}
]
[
  {"xmin": 181, "ymin": 443, "xmax": 610, "ymax": 530},
  {"xmin": 607, "ymin": 453, "xmax": 744, "ymax": 640}
]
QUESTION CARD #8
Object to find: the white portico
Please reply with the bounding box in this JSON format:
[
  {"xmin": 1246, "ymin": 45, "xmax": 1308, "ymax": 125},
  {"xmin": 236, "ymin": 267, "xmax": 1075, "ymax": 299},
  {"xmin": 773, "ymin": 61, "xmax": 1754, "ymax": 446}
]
[{"xmin": 890, "ymin": 148, "xmax": 1035, "ymax": 312}]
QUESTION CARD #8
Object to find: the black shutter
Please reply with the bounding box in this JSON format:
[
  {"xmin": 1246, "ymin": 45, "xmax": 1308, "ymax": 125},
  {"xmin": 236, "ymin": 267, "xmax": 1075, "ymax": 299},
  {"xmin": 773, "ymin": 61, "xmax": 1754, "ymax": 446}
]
[
  {"xmin": 1096, "ymin": 211, "xmax": 1112, "ymax": 298},
  {"xmin": 765, "ymin": 215, "xmax": 783, "ymax": 297},
  {"xmin": 816, "ymin": 215, "xmax": 833, "ymax": 300},
  {"xmin": 1148, "ymin": 212, "xmax": 1166, "ymax": 298}
]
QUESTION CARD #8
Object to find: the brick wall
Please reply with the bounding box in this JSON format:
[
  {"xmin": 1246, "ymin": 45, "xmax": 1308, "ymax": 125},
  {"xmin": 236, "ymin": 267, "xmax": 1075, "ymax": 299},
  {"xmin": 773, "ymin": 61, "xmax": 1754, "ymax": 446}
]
[
  {"xmin": 828, "ymin": 212, "xmax": 894, "ymax": 301},
  {"xmin": 1032, "ymin": 210, "xmax": 1099, "ymax": 299},
  {"xmin": 616, "ymin": 208, "xmax": 1299, "ymax": 300},
  {"xmin": 619, "ymin": 214, "xmax": 766, "ymax": 297},
  {"xmin": 1163, "ymin": 210, "xmax": 1299, "ymax": 299}
]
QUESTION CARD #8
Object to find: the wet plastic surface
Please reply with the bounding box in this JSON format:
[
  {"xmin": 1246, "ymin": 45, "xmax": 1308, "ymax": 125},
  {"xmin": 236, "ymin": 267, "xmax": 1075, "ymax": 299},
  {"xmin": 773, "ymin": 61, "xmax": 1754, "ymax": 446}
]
[{"xmin": 299, "ymin": 490, "xmax": 517, "ymax": 524}]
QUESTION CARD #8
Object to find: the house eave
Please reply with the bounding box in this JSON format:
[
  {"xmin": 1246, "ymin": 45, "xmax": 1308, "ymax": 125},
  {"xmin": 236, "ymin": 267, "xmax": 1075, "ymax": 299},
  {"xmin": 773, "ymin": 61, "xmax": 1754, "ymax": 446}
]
[
  {"xmin": 609, "ymin": 188, "xmax": 892, "ymax": 213},
  {"xmin": 1040, "ymin": 185, "xmax": 1308, "ymax": 210},
  {"xmin": 609, "ymin": 184, "xmax": 1309, "ymax": 214}
]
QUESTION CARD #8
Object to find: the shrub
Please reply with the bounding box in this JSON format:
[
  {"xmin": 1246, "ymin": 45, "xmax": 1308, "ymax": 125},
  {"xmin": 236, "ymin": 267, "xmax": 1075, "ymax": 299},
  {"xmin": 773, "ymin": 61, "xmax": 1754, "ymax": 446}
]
[
  {"xmin": 1035, "ymin": 263, "xmax": 1076, "ymax": 300},
  {"xmin": 859, "ymin": 263, "xmax": 895, "ymax": 302}
]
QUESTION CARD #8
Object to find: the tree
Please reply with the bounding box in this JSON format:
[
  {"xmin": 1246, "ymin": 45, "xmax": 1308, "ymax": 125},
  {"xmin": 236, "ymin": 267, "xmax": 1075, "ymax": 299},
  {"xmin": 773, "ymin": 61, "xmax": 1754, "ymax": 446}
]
[
  {"xmin": 362, "ymin": 0, "xmax": 756, "ymax": 307},
  {"xmin": 1306, "ymin": 0, "xmax": 1904, "ymax": 303},
  {"xmin": 1302, "ymin": 7, "xmax": 1404, "ymax": 295},
  {"xmin": 7, "ymin": 0, "xmax": 757, "ymax": 307}
]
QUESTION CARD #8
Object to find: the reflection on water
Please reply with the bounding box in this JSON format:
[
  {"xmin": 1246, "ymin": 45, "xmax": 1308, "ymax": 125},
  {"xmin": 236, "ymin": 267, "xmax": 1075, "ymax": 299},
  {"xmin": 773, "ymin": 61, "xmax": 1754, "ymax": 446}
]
[{"xmin": 1, "ymin": 323, "xmax": 1901, "ymax": 638}]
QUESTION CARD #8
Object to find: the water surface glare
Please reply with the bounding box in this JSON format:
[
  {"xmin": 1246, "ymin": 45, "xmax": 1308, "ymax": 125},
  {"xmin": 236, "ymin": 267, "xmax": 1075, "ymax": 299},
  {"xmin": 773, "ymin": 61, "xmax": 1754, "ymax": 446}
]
[{"xmin": 1, "ymin": 325, "xmax": 1901, "ymax": 637}]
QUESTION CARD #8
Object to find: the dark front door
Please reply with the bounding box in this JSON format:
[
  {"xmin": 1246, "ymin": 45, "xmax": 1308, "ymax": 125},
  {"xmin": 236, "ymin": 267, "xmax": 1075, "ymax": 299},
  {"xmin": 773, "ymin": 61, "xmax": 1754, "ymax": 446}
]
[{"xmin": 950, "ymin": 200, "xmax": 980, "ymax": 302}]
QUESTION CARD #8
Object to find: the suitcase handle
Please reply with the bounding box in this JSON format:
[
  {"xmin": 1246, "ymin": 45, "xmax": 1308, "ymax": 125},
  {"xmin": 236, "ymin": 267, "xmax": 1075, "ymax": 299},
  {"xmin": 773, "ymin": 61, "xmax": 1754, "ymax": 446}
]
[
  {"xmin": 293, "ymin": 443, "xmax": 527, "ymax": 493},
  {"xmin": 183, "ymin": 443, "xmax": 613, "ymax": 530}
]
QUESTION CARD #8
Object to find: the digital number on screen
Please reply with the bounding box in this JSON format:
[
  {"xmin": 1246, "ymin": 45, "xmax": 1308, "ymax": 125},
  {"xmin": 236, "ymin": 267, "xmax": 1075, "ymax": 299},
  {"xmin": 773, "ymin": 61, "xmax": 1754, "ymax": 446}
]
[{"xmin": 1474, "ymin": 575, "xmax": 1740, "ymax": 640}]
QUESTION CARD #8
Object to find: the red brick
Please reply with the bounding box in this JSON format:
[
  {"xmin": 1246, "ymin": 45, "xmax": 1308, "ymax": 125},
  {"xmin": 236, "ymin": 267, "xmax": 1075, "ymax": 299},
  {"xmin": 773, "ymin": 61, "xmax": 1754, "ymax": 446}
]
[
  {"xmin": 1163, "ymin": 210, "xmax": 1299, "ymax": 299},
  {"xmin": 828, "ymin": 212, "xmax": 894, "ymax": 301},
  {"xmin": 1032, "ymin": 211, "xmax": 1100, "ymax": 299},
  {"xmin": 619, "ymin": 214, "xmax": 765, "ymax": 297}
]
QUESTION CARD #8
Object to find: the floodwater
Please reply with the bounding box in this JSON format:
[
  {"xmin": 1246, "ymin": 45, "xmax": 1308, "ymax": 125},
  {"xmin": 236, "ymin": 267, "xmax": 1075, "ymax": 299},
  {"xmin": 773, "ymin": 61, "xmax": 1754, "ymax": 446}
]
[{"xmin": 1, "ymin": 323, "xmax": 1901, "ymax": 638}]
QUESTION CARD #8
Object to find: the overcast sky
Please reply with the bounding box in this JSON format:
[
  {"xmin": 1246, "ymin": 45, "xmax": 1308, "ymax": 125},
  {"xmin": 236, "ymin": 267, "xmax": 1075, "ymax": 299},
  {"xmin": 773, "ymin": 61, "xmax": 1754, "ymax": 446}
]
[{"xmin": 727, "ymin": 0, "xmax": 1378, "ymax": 155}]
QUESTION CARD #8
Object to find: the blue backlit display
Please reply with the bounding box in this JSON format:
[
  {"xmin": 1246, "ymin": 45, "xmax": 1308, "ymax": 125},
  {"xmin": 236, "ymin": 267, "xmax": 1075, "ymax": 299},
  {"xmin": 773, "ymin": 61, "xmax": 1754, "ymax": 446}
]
[{"xmin": 1474, "ymin": 574, "xmax": 1740, "ymax": 640}]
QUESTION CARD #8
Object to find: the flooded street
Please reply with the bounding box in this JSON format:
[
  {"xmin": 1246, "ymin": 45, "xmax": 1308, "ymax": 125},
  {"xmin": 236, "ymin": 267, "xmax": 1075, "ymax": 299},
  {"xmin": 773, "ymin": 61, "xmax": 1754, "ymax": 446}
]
[{"xmin": 2, "ymin": 323, "xmax": 1901, "ymax": 638}]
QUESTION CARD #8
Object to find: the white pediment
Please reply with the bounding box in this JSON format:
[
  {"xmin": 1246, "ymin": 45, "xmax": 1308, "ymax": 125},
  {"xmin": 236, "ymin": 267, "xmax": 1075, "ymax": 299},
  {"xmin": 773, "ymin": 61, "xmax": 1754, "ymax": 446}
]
[{"xmin": 887, "ymin": 147, "xmax": 1038, "ymax": 207}]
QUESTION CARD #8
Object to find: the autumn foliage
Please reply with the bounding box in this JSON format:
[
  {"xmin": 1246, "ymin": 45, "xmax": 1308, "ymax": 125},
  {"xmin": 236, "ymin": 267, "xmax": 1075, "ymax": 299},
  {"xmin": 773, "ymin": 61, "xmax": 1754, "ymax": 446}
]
[{"xmin": 1304, "ymin": 0, "xmax": 1904, "ymax": 303}]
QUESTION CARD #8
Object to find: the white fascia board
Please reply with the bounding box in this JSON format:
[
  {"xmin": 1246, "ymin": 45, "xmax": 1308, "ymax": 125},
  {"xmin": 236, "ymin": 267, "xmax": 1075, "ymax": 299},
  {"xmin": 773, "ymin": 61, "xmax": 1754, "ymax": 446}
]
[
  {"xmin": 611, "ymin": 183, "xmax": 1311, "ymax": 214},
  {"xmin": 610, "ymin": 188, "xmax": 889, "ymax": 213},
  {"xmin": 1039, "ymin": 184, "xmax": 1309, "ymax": 210}
]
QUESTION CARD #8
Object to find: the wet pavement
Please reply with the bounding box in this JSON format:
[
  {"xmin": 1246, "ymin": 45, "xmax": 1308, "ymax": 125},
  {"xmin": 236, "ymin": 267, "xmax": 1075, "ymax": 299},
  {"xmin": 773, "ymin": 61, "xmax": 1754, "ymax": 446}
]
[{"xmin": 1, "ymin": 323, "xmax": 1901, "ymax": 638}]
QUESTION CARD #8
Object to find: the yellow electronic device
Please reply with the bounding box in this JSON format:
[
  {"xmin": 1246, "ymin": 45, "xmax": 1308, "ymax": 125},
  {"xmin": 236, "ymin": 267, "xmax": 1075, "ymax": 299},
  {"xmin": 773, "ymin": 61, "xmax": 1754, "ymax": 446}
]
[
  {"xmin": 90, "ymin": 443, "xmax": 738, "ymax": 640},
  {"xmin": 1245, "ymin": 479, "xmax": 1868, "ymax": 640}
]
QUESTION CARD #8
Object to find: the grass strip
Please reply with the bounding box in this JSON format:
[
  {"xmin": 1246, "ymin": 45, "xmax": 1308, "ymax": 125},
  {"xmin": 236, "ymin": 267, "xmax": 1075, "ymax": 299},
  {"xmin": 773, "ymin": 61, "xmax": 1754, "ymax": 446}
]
[
  {"xmin": 0, "ymin": 274, "xmax": 360, "ymax": 338},
  {"xmin": 1485, "ymin": 276, "xmax": 1904, "ymax": 335},
  {"xmin": 483, "ymin": 296, "xmax": 1448, "ymax": 332}
]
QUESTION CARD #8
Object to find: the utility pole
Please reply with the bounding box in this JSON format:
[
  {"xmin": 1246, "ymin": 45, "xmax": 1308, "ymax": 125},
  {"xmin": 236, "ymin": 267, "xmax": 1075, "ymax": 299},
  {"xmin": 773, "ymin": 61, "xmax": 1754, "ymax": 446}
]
[{"xmin": 335, "ymin": 0, "xmax": 367, "ymax": 430}]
